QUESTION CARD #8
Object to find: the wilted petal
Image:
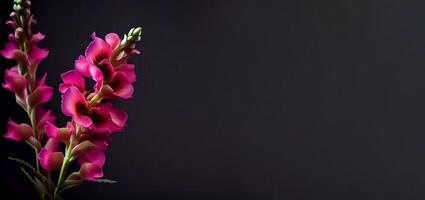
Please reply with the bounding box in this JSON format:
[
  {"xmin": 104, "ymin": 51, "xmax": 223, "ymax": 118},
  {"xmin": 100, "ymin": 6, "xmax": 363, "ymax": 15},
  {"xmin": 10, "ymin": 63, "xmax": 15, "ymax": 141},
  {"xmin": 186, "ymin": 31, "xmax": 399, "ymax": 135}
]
[
  {"xmin": 59, "ymin": 70, "xmax": 85, "ymax": 93},
  {"xmin": 4, "ymin": 119, "xmax": 34, "ymax": 142}
]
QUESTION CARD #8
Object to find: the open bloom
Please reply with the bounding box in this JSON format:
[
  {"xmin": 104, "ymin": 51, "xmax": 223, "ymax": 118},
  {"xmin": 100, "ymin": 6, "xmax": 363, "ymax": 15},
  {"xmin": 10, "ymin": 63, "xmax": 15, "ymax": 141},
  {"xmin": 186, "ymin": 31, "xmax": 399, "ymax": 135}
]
[
  {"xmin": 74, "ymin": 33, "xmax": 136, "ymax": 99},
  {"xmin": 61, "ymin": 86, "xmax": 92, "ymax": 127}
]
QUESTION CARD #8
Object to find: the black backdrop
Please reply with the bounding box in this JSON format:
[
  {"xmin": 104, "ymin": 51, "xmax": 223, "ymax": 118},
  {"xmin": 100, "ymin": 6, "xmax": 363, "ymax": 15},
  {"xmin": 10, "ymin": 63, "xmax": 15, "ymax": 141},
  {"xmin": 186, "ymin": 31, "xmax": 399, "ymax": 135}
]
[{"xmin": 2, "ymin": 0, "xmax": 425, "ymax": 199}]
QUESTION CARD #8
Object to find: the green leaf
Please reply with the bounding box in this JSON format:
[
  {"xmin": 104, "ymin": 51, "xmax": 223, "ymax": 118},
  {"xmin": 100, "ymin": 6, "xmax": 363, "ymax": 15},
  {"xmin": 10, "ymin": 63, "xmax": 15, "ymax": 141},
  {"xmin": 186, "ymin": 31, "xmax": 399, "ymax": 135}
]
[
  {"xmin": 95, "ymin": 179, "xmax": 117, "ymax": 184},
  {"xmin": 61, "ymin": 172, "xmax": 83, "ymax": 193},
  {"xmin": 8, "ymin": 157, "xmax": 55, "ymax": 192}
]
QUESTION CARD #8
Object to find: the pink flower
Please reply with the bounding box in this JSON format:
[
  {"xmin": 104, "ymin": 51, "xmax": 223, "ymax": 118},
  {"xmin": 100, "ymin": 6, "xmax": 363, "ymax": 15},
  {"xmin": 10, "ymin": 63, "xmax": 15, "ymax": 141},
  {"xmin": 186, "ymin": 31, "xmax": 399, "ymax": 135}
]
[
  {"xmin": 74, "ymin": 33, "xmax": 136, "ymax": 99},
  {"xmin": 39, "ymin": 138, "xmax": 64, "ymax": 171},
  {"xmin": 27, "ymin": 85, "xmax": 53, "ymax": 107},
  {"xmin": 59, "ymin": 70, "xmax": 85, "ymax": 93},
  {"xmin": 1, "ymin": 34, "xmax": 26, "ymax": 64},
  {"xmin": 79, "ymin": 130, "xmax": 112, "ymax": 150},
  {"xmin": 2, "ymin": 66, "xmax": 27, "ymax": 95},
  {"xmin": 103, "ymin": 71, "xmax": 134, "ymax": 99},
  {"xmin": 44, "ymin": 121, "xmax": 73, "ymax": 142},
  {"xmin": 1, "ymin": 32, "xmax": 48, "ymax": 69},
  {"xmin": 61, "ymin": 86, "xmax": 92, "ymax": 127},
  {"xmin": 78, "ymin": 148, "xmax": 105, "ymax": 181},
  {"xmin": 88, "ymin": 103, "xmax": 128, "ymax": 133},
  {"xmin": 36, "ymin": 108, "xmax": 56, "ymax": 132},
  {"xmin": 4, "ymin": 119, "xmax": 34, "ymax": 142}
]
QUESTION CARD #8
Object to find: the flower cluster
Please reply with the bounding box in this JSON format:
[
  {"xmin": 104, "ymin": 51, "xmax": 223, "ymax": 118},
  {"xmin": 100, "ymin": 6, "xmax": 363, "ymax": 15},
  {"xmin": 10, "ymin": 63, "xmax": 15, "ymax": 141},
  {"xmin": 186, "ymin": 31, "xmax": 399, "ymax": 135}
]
[
  {"xmin": 1, "ymin": 0, "xmax": 142, "ymax": 199},
  {"xmin": 43, "ymin": 29, "xmax": 142, "ymax": 182},
  {"xmin": 2, "ymin": 0, "xmax": 54, "ymax": 147}
]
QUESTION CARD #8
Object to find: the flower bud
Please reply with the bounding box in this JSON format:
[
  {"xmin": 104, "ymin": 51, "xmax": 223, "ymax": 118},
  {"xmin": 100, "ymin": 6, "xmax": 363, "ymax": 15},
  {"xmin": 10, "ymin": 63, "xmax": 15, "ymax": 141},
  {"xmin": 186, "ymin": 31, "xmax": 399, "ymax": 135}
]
[{"xmin": 14, "ymin": 27, "xmax": 23, "ymax": 39}]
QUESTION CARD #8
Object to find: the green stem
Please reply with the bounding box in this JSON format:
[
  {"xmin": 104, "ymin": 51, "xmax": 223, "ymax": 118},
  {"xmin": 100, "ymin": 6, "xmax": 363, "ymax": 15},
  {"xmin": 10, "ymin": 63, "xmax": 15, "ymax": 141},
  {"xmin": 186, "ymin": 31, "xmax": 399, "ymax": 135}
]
[{"xmin": 54, "ymin": 135, "xmax": 75, "ymax": 199}]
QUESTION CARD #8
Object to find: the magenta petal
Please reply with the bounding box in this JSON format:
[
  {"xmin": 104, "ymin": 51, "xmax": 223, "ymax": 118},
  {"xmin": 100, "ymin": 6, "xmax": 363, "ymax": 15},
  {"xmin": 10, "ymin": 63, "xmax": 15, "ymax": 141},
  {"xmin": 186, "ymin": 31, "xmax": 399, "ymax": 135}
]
[
  {"xmin": 115, "ymin": 64, "xmax": 136, "ymax": 83},
  {"xmin": 61, "ymin": 86, "xmax": 87, "ymax": 116},
  {"xmin": 75, "ymin": 55, "xmax": 91, "ymax": 77},
  {"xmin": 79, "ymin": 148, "xmax": 105, "ymax": 167},
  {"xmin": 4, "ymin": 119, "xmax": 34, "ymax": 142},
  {"xmin": 2, "ymin": 66, "xmax": 26, "ymax": 93},
  {"xmin": 88, "ymin": 64, "xmax": 104, "ymax": 92},
  {"xmin": 36, "ymin": 108, "xmax": 56, "ymax": 131},
  {"xmin": 109, "ymin": 108, "xmax": 128, "ymax": 128},
  {"xmin": 5, "ymin": 20, "xmax": 17, "ymax": 29},
  {"xmin": 45, "ymin": 122, "xmax": 59, "ymax": 138},
  {"xmin": 74, "ymin": 115, "xmax": 93, "ymax": 128},
  {"xmin": 37, "ymin": 73, "xmax": 47, "ymax": 87},
  {"xmin": 60, "ymin": 70, "xmax": 85, "ymax": 93},
  {"xmin": 79, "ymin": 163, "xmax": 103, "ymax": 181},
  {"xmin": 39, "ymin": 148, "xmax": 64, "ymax": 171},
  {"xmin": 105, "ymin": 33, "xmax": 121, "ymax": 50},
  {"xmin": 88, "ymin": 64, "xmax": 103, "ymax": 82},
  {"xmin": 28, "ymin": 32, "xmax": 49, "ymax": 64},
  {"xmin": 108, "ymin": 72, "xmax": 134, "ymax": 99},
  {"xmin": 28, "ymin": 86, "xmax": 53, "ymax": 107},
  {"xmin": 85, "ymin": 32, "xmax": 112, "ymax": 64}
]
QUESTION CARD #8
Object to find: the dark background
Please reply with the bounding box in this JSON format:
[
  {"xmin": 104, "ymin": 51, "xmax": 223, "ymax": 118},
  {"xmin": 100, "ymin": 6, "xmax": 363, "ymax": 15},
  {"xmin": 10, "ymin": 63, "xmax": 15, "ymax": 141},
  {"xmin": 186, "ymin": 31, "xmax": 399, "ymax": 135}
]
[{"xmin": 1, "ymin": 0, "xmax": 425, "ymax": 199}]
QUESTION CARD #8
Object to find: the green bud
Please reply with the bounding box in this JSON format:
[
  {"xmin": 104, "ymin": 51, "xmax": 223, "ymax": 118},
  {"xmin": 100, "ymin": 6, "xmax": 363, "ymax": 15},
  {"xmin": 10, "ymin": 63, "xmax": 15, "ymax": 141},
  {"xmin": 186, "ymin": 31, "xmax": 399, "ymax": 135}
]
[
  {"xmin": 133, "ymin": 27, "xmax": 142, "ymax": 36},
  {"xmin": 13, "ymin": 4, "xmax": 22, "ymax": 12},
  {"xmin": 14, "ymin": 0, "xmax": 22, "ymax": 4}
]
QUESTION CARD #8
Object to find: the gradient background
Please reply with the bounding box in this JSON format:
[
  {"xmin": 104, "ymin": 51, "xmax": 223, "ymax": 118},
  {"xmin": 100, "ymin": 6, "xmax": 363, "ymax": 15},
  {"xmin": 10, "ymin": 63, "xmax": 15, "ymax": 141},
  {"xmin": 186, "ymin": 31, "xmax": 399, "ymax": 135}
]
[{"xmin": 2, "ymin": 0, "xmax": 425, "ymax": 199}]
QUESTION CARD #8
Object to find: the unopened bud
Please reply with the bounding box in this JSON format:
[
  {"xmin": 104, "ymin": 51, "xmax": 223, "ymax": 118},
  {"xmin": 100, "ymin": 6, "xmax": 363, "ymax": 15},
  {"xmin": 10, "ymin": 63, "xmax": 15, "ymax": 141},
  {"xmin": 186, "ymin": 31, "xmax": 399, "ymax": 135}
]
[
  {"xmin": 15, "ymin": 27, "xmax": 23, "ymax": 39},
  {"xmin": 23, "ymin": 0, "xmax": 31, "ymax": 8},
  {"xmin": 13, "ymin": 4, "xmax": 23, "ymax": 13},
  {"xmin": 23, "ymin": 8, "xmax": 31, "ymax": 16}
]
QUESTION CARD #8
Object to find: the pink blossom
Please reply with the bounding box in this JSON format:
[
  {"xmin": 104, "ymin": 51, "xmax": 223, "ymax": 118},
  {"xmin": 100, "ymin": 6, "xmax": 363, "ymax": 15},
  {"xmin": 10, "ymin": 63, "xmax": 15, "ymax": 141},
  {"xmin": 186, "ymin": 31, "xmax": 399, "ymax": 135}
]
[
  {"xmin": 59, "ymin": 70, "xmax": 85, "ymax": 93},
  {"xmin": 78, "ymin": 148, "xmax": 105, "ymax": 181},
  {"xmin": 61, "ymin": 86, "xmax": 92, "ymax": 127},
  {"xmin": 88, "ymin": 103, "xmax": 127, "ymax": 133},
  {"xmin": 44, "ymin": 122, "xmax": 72, "ymax": 142},
  {"xmin": 74, "ymin": 32, "xmax": 136, "ymax": 99},
  {"xmin": 3, "ymin": 119, "xmax": 34, "ymax": 142},
  {"xmin": 39, "ymin": 138, "xmax": 64, "ymax": 171},
  {"xmin": 36, "ymin": 108, "xmax": 56, "ymax": 132},
  {"xmin": 1, "ymin": 32, "xmax": 48, "ymax": 69},
  {"xmin": 2, "ymin": 66, "xmax": 27, "ymax": 94}
]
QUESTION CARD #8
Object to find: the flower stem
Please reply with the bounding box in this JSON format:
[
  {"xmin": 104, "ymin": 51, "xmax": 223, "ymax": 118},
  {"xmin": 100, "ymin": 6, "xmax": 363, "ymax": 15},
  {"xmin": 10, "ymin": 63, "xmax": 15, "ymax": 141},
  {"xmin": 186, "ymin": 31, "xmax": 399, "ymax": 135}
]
[{"xmin": 54, "ymin": 133, "xmax": 76, "ymax": 199}]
